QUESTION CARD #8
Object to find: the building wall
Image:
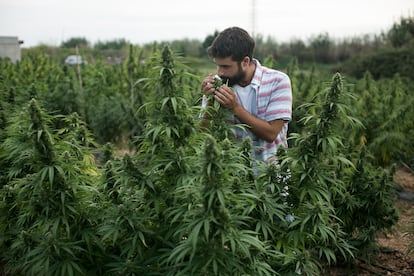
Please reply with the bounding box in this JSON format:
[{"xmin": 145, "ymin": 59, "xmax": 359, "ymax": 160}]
[{"xmin": 0, "ymin": 36, "xmax": 23, "ymax": 63}]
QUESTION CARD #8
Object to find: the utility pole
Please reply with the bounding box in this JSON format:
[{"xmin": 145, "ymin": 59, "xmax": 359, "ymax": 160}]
[{"xmin": 251, "ymin": 0, "xmax": 256, "ymax": 37}]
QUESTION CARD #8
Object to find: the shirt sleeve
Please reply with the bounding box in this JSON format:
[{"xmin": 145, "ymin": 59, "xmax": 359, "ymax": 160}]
[{"xmin": 265, "ymin": 74, "xmax": 292, "ymax": 122}]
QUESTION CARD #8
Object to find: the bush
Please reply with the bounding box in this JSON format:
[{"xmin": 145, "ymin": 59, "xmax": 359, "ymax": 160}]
[{"xmin": 341, "ymin": 48, "xmax": 414, "ymax": 80}]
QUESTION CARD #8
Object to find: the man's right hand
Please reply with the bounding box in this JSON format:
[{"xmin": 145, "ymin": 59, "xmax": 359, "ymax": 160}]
[{"xmin": 201, "ymin": 74, "xmax": 215, "ymax": 95}]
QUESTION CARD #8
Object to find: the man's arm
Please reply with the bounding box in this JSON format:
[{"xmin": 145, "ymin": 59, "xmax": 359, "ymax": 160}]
[
  {"xmin": 214, "ymin": 86, "xmax": 284, "ymax": 143},
  {"xmin": 232, "ymin": 105, "xmax": 285, "ymax": 143}
]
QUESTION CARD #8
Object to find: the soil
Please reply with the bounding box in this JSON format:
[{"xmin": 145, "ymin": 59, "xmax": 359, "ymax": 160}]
[{"xmin": 323, "ymin": 167, "xmax": 414, "ymax": 275}]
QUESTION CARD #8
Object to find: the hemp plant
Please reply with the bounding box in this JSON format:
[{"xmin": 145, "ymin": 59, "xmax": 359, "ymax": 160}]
[
  {"xmin": 99, "ymin": 44, "xmax": 201, "ymax": 272},
  {"xmin": 335, "ymin": 146, "xmax": 399, "ymax": 261},
  {"xmin": 135, "ymin": 44, "xmax": 197, "ymax": 206},
  {"xmin": 280, "ymin": 73, "xmax": 356, "ymax": 274},
  {"xmin": 0, "ymin": 99, "xmax": 101, "ymax": 275},
  {"xmin": 97, "ymin": 153, "xmax": 158, "ymax": 275},
  {"xmin": 165, "ymin": 135, "xmax": 276, "ymax": 276},
  {"xmin": 137, "ymin": 44, "xmax": 195, "ymax": 150},
  {"xmin": 201, "ymin": 74, "xmax": 234, "ymax": 141},
  {"xmin": 133, "ymin": 44, "xmax": 196, "ymax": 215}
]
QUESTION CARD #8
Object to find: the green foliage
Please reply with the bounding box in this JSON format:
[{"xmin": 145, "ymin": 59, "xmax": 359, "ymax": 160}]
[
  {"xmin": 94, "ymin": 38, "xmax": 130, "ymax": 50},
  {"xmin": 387, "ymin": 16, "xmax": 414, "ymax": 48},
  {"xmin": 343, "ymin": 48, "xmax": 414, "ymax": 80},
  {"xmin": 351, "ymin": 72, "xmax": 414, "ymax": 166},
  {"xmin": 287, "ymin": 72, "xmax": 400, "ymax": 265},
  {"xmin": 164, "ymin": 136, "xmax": 278, "ymax": 275},
  {"xmin": 61, "ymin": 37, "xmax": 90, "ymax": 48},
  {"xmin": 0, "ymin": 99, "xmax": 101, "ymax": 275},
  {"xmin": 309, "ymin": 32, "xmax": 334, "ymax": 63},
  {"xmin": 17, "ymin": 14, "xmax": 414, "ymax": 80},
  {"xmin": 201, "ymin": 30, "xmax": 219, "ymax": 57},
  {"xmin": 0, "ymin": 40, "xmax": 411, "ymax": 275},
  {"xmin": 135, "ymin": 45, "xmax": 196, "ymax": 149},
  {"xmin": 335, "ymin": 148, "xmax": 399, "ymax": 260},
  {"xmin": 282, "ymin": 74, "xmax": 357, "ymax": 273}
]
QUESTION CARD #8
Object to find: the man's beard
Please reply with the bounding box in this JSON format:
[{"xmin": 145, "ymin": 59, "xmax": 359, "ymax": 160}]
[{"xmin": 220, "ymin": 64, "xmax": 245, "ymax": 87}]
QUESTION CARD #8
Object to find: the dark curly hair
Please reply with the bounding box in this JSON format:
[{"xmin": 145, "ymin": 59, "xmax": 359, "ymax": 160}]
[{"xmin": 207, "ymin": 27, "xmax": 255, "ymax": 62}]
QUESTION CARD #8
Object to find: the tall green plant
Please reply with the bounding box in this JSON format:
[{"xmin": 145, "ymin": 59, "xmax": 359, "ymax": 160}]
[
  {"xmin": 137, "ymin": 44, "xmax": 195, "ymax": 149},
  {"xmin": 123, "ymin": 44, "xmax": 146, "ymax": 139},
  {"xmin": 134, "ymin": 44, "xmax": 196, "ymax": 211},
  {"xmin": 335, "ymin": 147, "xmax": 399, "ymax": 260},
  {"xmin": 281, "ymin": 73, "xmax": 356, "ymax": 274},
  {"xmin": 353, "ymin": 72, "xmax": 411, "ymax": 166},
  {"xmin": 0, "ymin": 99, "xmax": 101, "ymax": 275},
  {"xmin": 96, "ymin": 44, "xmax": 198, "ymax": 274},
  {"xmin": 165, "ymin": 135, "xmax": 276, "ymax": 275},
  {"xmin": 97, "ymin": 153, "xmax": 158, "ymax": 275}
]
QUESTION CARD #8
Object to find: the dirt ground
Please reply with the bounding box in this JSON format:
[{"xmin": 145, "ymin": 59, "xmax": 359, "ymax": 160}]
[{"xmin": 323, "ymin": 167, "xmax": 414, "ymax": 275}]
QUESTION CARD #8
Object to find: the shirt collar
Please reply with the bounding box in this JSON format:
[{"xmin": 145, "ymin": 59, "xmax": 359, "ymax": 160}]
[{"xmin": 251, "ymin": 58, "xmax": 262, "ymax": 87}]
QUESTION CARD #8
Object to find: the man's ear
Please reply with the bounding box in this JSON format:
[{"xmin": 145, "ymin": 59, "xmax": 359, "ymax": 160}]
[{"xmin": 241, "ymin": 56, "xmax": 249, "ymax": 67}]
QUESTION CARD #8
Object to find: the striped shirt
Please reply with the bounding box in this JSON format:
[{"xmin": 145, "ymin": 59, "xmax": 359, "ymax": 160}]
[{"xmin": 231, "ymin": 59, "xmax": 292, "ymax": 163}]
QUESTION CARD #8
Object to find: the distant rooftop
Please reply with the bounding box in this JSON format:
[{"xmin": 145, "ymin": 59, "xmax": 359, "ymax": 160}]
[
  {"xmin": 0, "ymin": 36, "xmax": 24, "ymax": 44},
  {"xmin": 0, "ymin": 36, "xmax": 24, "ymax": 63}
]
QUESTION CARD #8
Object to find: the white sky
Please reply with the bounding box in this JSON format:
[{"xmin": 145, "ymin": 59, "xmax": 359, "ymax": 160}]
[{"xmin": 0, "ymin": 0, "xmax": 412, "ymax": 47}]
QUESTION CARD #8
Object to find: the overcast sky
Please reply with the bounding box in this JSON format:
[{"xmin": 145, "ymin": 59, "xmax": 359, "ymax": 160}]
[{"xmin": 1, "ymin": 0, "xmax": 412, "ymax": 47}]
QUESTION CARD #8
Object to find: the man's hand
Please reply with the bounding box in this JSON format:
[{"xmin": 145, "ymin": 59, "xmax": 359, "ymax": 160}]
[
  {"xmin": 214, "ymin": 86, "xmax": 240, "ymax": 111},
  {"xmin": 201, "ymin": 74, "xmax": 215, "ymax": 95}
]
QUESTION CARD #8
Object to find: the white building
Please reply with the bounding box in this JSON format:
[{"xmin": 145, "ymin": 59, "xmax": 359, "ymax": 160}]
[{"xmin": 0, "ymin": 36, "xmax": 24, "ymax": 63}]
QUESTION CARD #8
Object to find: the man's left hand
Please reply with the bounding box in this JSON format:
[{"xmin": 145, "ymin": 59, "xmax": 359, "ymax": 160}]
[{"xmin": 214, "ymin": 86, "xmax": 239, "ymax": 111}]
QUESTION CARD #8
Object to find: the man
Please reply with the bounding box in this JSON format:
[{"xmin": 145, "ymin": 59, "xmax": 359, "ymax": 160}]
[{"xmin": 201, "ymin": 27, "xmax": 293, "ymax": 164}]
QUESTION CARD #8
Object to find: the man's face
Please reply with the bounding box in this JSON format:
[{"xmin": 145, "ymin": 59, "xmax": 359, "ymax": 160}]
[{"xmin": 214, "ymin": 57, "xmax": 246, "ymax": 87}]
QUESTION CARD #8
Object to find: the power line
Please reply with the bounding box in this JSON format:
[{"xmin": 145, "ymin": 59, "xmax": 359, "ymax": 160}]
[{"xmin": 251, "ymin": 0, "xmax": 256, "ymax": 37}]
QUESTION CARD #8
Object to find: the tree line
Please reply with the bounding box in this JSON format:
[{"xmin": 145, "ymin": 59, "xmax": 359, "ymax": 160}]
[{"xmin": 28, "ymin": 15, "xmax": 414, "ymax": 80}]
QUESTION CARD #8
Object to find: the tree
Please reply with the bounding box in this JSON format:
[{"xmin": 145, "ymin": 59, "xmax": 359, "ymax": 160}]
[
  {"xmin": 61, "ymin": 37, "xmax": 90, "ymax": 48},
  {"xmin": 94, "ymin": 38, "xmax": 129, "ymax": 50},
  {"xmin": 387, "ymin": 15, "xmax": 414, "ymax": 48},
  {"xmin": 200, "ymin": 30, "xmax": 219, "ymax": 57},
  {"xmin": 309, "ymin": 32, "xmax": 334, "ymax": 63}
]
